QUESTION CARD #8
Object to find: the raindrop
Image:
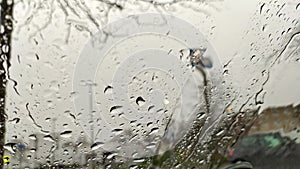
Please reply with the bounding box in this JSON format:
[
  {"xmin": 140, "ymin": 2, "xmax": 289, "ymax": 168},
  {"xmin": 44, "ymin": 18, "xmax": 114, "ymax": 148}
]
[
  {"xmin": 0, "ymin": 25, "xmax": 4, "ymax": 34},
  {"xmin": 136, "ymin": 96, "xmax": 145, "ymax": 106},
  {"xmin": 35, "ymin": 53, "xmax": 40, "ymax": 60},
  {"xmin": 133, "ymin": 158, "xmax": 145, "ymax": 163},
  {"xmin": 250, "ymin": 55, "xmax": 256, "ymax": 61},
  {"xmin": 33, "ymin": 39, "xmax": 39, "ymax": 45},
  {"xmin": 148, "ymin": 105, "xmax": 155, "ymax": 112},
  {"xmin": 112, "ymin": 128, "xmax": 123, "ymax": 135},
  {"xmin": 132, "ymin": 76, "xmax": 139, "ymax": 83},
  {"xmin": 7, "ymin": 0, "xmax": 13, "ymax": 5},
  {"xmin": 216, "ymin": 129, "xmax": 225, "ymax": 136},
  {"xmin": 147, "ymin": 122, "xmax": 153, "ymax": 127},
  {"xmin": 104, "ymin": 85, "xmax": 113, "ymax": 94},
  {"xmin": 262, "ymin": 24, "xmax": 268, "ymax": 31},
  {"xmin": 2, "ymin": 45, "xmax": 9, "ymax": 53},
  {"xmin": 130, "ymin": 120, "xmax": 137, "ymax": 125},
  {"xmin": 91, "ymin": 142, "xmax": 104, "ymax": 151},
  {"xmin": 63, "ymin": 149, "xmax": 69, "ymax": 155},
  {"xmin": 77, "ymin": 142, "xmax": 83, "ymax": 148},
  {"xmin": 149, "ymin": 127, "xmax": 159, "ymax": 135},
  {"xmin": 260, "ymin": 3, "xmax": 266, "ymax": 14},
  {"xmin": 110, "ymin": 106, "xmax": 123, "ymax": 114},
  {"xmin": 223, "ymin": 69, "xmax": 229, "ymax": 75},
  {"xmin": 146, "ymin": 143, "xmax": 156, "ymax": 149},
  {"xmin": 43, "ymin": 135, "xmax": 55, "ymax": 142},
  {"xmin": 130, "ymin": 165, "xmax": 138, "ymax": 169},
  {"xmin": 163, "ymin": 99, "xmax": 169, "ymax": 105},
  {"xmin": 60, "ymin": 130, "xmax": 72, "ymax": 138},
  {"xmin": 9, "ymin": 118, "xmax": 20, "ymax": 124},
  {"xmin": 29, "ymin": 148, "xmax": 36, "ymax": 153},
  {"xmin": 107, "ymin": 153, "xmax": 116, "ymax": 160},
  {"xmin": 4, "ymin": 143, "xmax": 16, "ymax": 153},
  {"xmin": 28, "ymin": 134, "xmax": 37, "ymax": 140},
  {"xmin": 27, "ymin": 155, "xmax": 32, "ymax": 160},
  {"xmin": 157, "ymin": 109, "xmax": 164, "ymax": 114}
]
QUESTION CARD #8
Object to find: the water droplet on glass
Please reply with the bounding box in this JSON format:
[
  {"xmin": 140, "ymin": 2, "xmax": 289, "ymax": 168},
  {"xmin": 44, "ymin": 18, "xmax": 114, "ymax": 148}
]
[
  {"xmin": 136, "ymin": 96, "xmax": 146, "ymax": 106},
  {"xmin": 104, "ymin": 85, "xmax": 113, "ymax": 94},
  {"xmin": 60, "ymin": 130, "xmax": 72, "ymax": 138},
  {"xmin": 110, "ymin": 106, "xmax": 123, "ymax": 114},
  {"xmin": 91, "ymin": 142, "xmax": 104, "ymax": 151},
  {"xmin": 43, "ymin": 135, "xmax": 55, "ymax": 142},
  {"xmin": 28, "ymin": 134, "xmax": 37, "ymax": 140},
  {"xmin": 2, "ymin": 45, "xmax": 9, "ymax": 53}
]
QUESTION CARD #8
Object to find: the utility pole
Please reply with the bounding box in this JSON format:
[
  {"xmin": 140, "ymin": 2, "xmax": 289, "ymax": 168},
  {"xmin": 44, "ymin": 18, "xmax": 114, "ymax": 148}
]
[
  {"xmin": 0, "ymin": 0, "xmax": 13, "ymax": 168},
  {"xmin": 87, "ymin": 81, "xmax": 96, "ymax": 168},
  {"xmin": 87, "ymin": 82, "xmax": 96, "ymax": 143}
]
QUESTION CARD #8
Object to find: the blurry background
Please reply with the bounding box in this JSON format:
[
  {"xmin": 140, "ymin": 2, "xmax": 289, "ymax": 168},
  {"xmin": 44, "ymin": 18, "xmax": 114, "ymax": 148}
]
[{"xmin": 1, "ymin": 0, "xmax": 300, "ymax": 168}]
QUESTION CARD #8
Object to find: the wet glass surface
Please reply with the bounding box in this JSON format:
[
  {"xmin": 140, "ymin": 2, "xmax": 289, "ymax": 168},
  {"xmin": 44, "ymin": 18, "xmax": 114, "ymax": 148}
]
[{"xmin": 0, "ymin": 0, "xmax": 300, "ymax": 168}]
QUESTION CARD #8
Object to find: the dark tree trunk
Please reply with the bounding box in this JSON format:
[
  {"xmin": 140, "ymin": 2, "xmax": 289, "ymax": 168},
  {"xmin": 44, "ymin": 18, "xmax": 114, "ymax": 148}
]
[{"xmin": 0, "ymin": 0, "xmax": 13, "ymax": 168}]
